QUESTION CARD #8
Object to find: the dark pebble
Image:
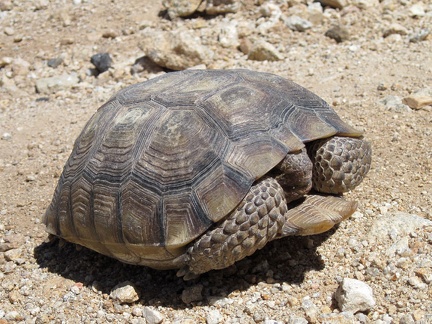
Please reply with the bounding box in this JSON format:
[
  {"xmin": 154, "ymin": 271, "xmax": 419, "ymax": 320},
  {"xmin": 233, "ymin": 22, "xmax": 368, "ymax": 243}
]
[
  {"xmin": 47, "ymin": 57, "xmax": 63, "ymax": 68},
  {"xmin": 90, "ymin": 53, "xmax": 112, "ymax": 74}
]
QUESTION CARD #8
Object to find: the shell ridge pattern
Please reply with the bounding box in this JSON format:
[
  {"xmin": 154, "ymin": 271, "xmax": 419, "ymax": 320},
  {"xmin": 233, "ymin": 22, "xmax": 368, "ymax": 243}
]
[
  {"xmin": 114, "ymin": 98, "xmax": 170, "ymax": 247},
  {"xmin": 47, "ymin": 98, "xmax": 123, "ymax": 241}
]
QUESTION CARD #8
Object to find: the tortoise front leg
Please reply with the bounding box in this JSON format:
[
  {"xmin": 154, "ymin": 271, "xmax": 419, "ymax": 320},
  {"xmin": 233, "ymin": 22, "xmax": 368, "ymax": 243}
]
[{"xmin": 177, "ymin": 178, "xmax": 287, "ymax": 280}]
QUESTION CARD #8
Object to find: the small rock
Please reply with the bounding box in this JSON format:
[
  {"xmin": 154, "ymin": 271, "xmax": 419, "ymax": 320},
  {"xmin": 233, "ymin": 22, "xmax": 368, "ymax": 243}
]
[
  {"xmin": 368, "ymin": 212, "xmax": 432, "ymax": 242},
  {"xmin": 351, "ymin": 0, "xmax": 379, "ymax": 9},
  {"xmin": 11, "ymin": 58, "xmax": 31, "ymax": 76},
  {"xmin": 248, "ymin": 40, "xmax": 283, "ymax": 61},
  {"xmin": 90, "ymin": 53, "xmax": 113, "ymax": 74},
  {"xmin": 141, "ymin": 29, "xmax": 214, "ymax": 70},
  {"xmin": 0, "ymin": 56, "xmax": 13, "ymax": 68},
  {"xmin": 402, "ymin": 88, "xmax": 432, "ymax": 109},
  {"xmin": 283, "ymin": 15, "xmax": 312, "ymax": 32},
  {"xmin": 35, "ymin": 73, "xmax": 79, "ymax": 94},
  {"xmin": 60, "ymin": 37, "xmax": 74, "ymax": 45},
  {"xmin": 131, "ymin": 306, "xmax": 143, "ymax": 317},
  {"xmin": 47, "ymin": 57, "xmax": 64, "ymax": 68},
  {"xmin": 143, "ymin": 307, "xmax": 164, "ymax": 324},
  {"xmin": 257, "ymin": 2, "xmax": 281, "ymax": 34},
  {"xmin": 415, "ymin": 268, "xmax": 432, "ymax": 284},
  {"xmin": 0, "ymin": 233, "xmax": 25, "ymax": 252},
  {"xmin": 409, "ymin": 3, "xmax": 425, "ymax": 17},
  {"xmin": 5, "ymin": 311, "xmax": 23, "ymax": 321},
  {"xmin": 102, "ymin": 30, "xmax": 118, "ymax": 39},
  {"xmin": 218, "ymin": 20, "xmax": 239, "ymax": 48},
  {"xmin": 4, "ymin": 26, "xmax": 14, "ymax": 36},
  {"xmin": 287, "ymin": 316, "xmax": 308, "ymax": 324},
  {"xmin": 319, "ymin": 312, "xmax": 355, "ymax": 322},
  {"xmin": 335, "ymin": 278, "xmax": 376, "ymax": 313},
  {"xmin": 181, "ymin": 284, "xmax": 203, "ymax": 304},
  {"xmin": 383, "ymin": 23, "xmax": 408, "ymax": 38},
  {"xmin": 319, "ymin": 0, "xmax": 347, "ymax": 10},
  {"xmin": 325, "ymin": 25, "xmax": 350, "ymax": 43},
  {"xmin": 302, "ymin": 297, "xmax": 319, "ymax": 322},
  {"xmin": 4, "ymin": 248, "xmax": 22, "ymax": 262},
  {"xmin": 70, "ymin": 282, "xmax": 83, "ymax": 295},
  {"xmin": 130, "ymin": 56, "xmax": 164, "ymax": 75},
  {"xmin": 0, "ymin": 0, "xmax": 13, "ymax": 11},
  {"xmin": 26, "ymin": 174, "xmax": 37, "ymax": 182},
  {"xmin": 163, "ymin": 0, "xmax": 202, "ymax": 18},
  {"xmin": 110, "ymin": 281, "xmax": 139, "ymax": 304},
  {"xmin": 386, "ymin": 237, "xmax": 412, "ymax": 257},
  {"xmin": 239, "ymin": 38, "xmax": 252, "ymax": 55},
  {"xmin": 408, "ymin": 276, "xmax": 427, "ymax": 290},
  {"xmin": 1, "ymin": 132, "xmax": 12, "ymax": 140},
  {"xmin": 409, "ymin": 29, "xmax": 430, "ymax": 43},
  {"xmin": 34, "ymin": 0, "xmax": 49, "ymax": 10},
  {"xmin": 307, "ymin": 2, "xmax": 324, "ymax": 25},
  {"xmin": 206, "ymin": 0, "xmax": 239, "ymax": 15},
  {"xmin": 399, "ymin": 314, "xmax": 415, "ymax": 324},
  {"xmin": 206, "ymin": 309, "xmax": 223, "ymax": 324},
  {"xmin": 208, "ymin": 296, "xmax": 234, "ymax": 307}
]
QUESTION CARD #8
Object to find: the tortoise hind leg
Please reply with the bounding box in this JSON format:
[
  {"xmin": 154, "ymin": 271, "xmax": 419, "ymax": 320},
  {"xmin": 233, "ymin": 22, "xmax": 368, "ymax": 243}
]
[{"xmin": 177, "ymin": 178, "xmax": 357, "ymax": 280}]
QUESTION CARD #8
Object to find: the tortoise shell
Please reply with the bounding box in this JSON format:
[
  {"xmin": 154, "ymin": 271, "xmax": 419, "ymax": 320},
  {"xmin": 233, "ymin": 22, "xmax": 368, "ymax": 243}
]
[{"xmin": 43, "ymin": 69, "xmax": 361, "ymax": 268}]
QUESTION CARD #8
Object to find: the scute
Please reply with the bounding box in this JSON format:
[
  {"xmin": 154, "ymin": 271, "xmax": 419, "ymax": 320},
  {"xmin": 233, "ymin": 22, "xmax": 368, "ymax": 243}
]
[{"xmin": 43, "ymin": 69, "xmax": 363, "ymax": 266}]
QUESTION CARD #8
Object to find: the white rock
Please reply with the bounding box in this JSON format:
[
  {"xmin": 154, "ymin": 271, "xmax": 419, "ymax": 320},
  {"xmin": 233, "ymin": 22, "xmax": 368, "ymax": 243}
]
[
  {"xmin": 143, "ymin": 307, "xmax": 164, "ymax": 324},
  {"xmin": 386, "ymin": 236, "xmax": 411, "ymax": 257},
  {"xmin": 1, "ymin": 132, "xmax": 12, "ymax": 140},
  {"xmin": 282, "ymin": 15, "xmax": 312, "ymax": 32},
  {"xmin": 206, "ymin": 309, "xmax": 223, "ymax": 324},
  {"xmin": 335, "ymin": 278, "xmax": 376, "ymax": 313},
  {"xmin": 301, "ymin": 296, "xmax": 319, "ymax": 321},
  {"xmin": 409, "ymin": 4, "xmax": 425, "ymax": 17},
  {"xmin": 109, "ymin": 281, "xmax": 139, "ymax": 304},
  {"xmin": 368, "ymin": 212, "xmax": 432, "ymax": 242},
  {"xmin": 35, "ymin": 73, "xmax": 79, "ymax": 94},
  {"xmin": 163, "ymin": 0, "xmax": 202, "ymax": 18},
  {"xmin": 218, "ymin": 20, "xmax": 239, "ymax": 48},
  {"xmin": 408, "ymin": 276, "xmax": 427, "ymax": 290},
  {"xmin": 257, "ymin": 2, "xmax": 281, "ymax": 34}
]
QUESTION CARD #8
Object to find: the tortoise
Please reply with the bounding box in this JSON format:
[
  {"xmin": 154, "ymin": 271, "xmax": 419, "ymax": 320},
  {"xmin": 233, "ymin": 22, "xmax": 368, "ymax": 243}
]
[{"xmin": 43, "ymin": 69, "xmax": 371, "ymax": 279}]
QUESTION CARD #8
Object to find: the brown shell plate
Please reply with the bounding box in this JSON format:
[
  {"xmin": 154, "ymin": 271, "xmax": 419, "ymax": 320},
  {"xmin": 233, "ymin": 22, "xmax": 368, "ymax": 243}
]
[{"xmin": 43, "ymin": 69, "xmax": 361, "ymax": 264}]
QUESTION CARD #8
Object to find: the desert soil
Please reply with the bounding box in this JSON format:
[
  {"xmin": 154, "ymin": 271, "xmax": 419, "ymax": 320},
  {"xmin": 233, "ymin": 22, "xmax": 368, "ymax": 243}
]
[{"xmin": 0, "ymin": 0, "xmax": 431, "ymax": 323}]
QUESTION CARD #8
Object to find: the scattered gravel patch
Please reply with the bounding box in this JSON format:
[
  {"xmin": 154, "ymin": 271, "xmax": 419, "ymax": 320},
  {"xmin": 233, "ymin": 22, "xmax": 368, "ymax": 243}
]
[{"xmin": 0, "ymin": 0, "xmax": 431, "ymax": 322}]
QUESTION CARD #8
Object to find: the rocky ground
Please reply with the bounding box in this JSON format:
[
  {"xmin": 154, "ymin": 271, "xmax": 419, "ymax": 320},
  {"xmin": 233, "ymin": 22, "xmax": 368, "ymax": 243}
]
[{"xmin": 1, "ymin": 0, "xmax": 431, "ymax": 323}]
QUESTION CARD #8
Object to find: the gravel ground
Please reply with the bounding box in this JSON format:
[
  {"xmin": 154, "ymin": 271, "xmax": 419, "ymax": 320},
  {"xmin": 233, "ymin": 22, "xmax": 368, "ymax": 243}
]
[{"xmin": 0, "ymin": 0, "xmax": 431, "ymax": 323}]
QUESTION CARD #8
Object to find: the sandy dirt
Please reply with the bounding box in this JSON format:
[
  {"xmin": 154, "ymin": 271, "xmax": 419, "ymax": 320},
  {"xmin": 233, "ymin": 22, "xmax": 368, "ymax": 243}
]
[{"xmin": 0, "ymin": 0, "xmax": 431, "ymax": 323}]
